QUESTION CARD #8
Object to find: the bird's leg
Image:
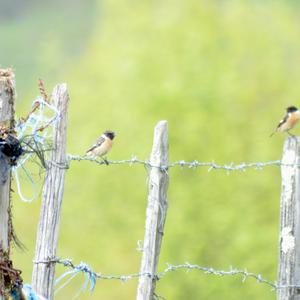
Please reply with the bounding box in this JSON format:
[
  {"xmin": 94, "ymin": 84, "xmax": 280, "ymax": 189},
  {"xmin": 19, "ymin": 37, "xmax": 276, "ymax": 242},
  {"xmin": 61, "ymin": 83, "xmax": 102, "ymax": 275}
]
[{"xmin": 102, "ymin": 156, "xmax": 109, "ymax": 165}]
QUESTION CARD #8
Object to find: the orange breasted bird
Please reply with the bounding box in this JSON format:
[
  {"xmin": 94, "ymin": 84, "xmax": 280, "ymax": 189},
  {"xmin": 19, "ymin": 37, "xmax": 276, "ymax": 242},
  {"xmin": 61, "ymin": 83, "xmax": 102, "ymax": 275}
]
[
  {"xmin": 86, "ymin": 130, "xmax": 116, "ymax": 164},
  {"xmin": 270, "ymin": 106, "xmax": 300, "ymax": 137}
]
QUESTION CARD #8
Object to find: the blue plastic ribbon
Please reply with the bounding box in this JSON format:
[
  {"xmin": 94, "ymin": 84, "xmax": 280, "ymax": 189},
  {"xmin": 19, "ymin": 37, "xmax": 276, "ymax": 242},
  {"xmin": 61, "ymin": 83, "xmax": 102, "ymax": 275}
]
[{"xmin": 55, "ymin": 262, "xmax": 96, "ymax": 298}]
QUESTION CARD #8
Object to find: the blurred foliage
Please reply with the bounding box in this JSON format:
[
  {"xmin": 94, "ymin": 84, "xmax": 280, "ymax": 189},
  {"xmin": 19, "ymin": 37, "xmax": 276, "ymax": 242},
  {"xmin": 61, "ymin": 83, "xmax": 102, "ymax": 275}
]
[{"xmin": 2, "ymin": 0, "xmax": 300, "ymax": 299}]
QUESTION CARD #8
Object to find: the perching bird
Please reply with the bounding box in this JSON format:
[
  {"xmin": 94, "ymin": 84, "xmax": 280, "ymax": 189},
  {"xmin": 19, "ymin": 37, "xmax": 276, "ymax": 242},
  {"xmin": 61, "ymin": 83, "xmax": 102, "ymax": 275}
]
[
  {"xmin": 86, "ymin": 130, "xmax": 115, "ymax": 164},
  {"xmin": 270, "ymin": 106, "xmax": 300, "ymax": 137}
]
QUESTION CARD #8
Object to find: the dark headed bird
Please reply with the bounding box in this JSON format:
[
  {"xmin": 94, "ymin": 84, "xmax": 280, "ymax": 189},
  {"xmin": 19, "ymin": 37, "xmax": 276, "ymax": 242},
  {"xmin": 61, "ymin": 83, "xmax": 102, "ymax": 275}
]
[
  {"xmin": 270, "ymin": 106, "xmax": 300, "ymax": 137},
  {"xmin": 86, "ymin": 130, "xmax": 115, "ymax": 164}
]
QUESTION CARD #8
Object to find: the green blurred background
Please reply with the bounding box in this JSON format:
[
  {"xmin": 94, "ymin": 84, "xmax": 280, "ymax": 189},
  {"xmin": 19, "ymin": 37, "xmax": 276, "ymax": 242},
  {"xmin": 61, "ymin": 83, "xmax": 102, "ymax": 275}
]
[{"xmin": 2, "ymin": 0, "xmax": 300, "ymax": 299}]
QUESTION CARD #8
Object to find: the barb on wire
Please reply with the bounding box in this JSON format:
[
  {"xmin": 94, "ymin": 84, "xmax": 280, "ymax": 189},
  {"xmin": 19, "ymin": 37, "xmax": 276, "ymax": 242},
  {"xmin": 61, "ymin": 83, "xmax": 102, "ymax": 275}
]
[
  {"xmin": 67, "ymin": 155, "xmax": 289, "ymax": 172},
  {"xmin": 34, "ymin": 257, "xmax": 293, "ymax": 293}
]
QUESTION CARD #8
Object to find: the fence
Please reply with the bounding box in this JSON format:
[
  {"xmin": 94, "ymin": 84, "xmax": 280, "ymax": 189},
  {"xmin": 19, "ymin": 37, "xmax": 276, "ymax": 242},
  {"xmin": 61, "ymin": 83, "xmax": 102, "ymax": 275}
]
[{"xmin": 0, "ymin": 68, "xmax": 299, "ymax": 299}]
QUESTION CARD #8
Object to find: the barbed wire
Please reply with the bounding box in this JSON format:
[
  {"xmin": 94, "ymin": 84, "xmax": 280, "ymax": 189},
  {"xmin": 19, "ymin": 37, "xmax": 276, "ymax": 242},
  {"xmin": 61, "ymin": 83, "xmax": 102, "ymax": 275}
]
[
  {"xmin": 34, "ymin": 257, "xmax": 298, "ymax": 293},
  {"xmin": 66, "ymin": 155, "xmax": 296, "ymax": 172},
  {"xmin": 15, "ymin": 97, "xmax": 300, "ymax": 298}
]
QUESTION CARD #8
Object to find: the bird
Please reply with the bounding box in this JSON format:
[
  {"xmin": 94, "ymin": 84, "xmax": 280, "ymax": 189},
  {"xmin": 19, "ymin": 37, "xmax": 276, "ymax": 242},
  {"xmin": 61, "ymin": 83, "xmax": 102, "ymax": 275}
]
[
  {"xmin": 270, "ymin": 106, "xmax": 300, "ymax": 137},
  {"xmin": 86, "ymin": 130, "xmax": 116, "ymax": 164}
]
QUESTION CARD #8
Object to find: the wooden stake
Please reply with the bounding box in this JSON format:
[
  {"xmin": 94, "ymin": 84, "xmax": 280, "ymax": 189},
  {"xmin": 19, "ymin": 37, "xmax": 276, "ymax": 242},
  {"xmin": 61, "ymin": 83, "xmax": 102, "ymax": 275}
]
[
  {"xmin": 0, "ymin": 69, "xmax": 15, "ymax": 299},
  {"xmin": 136, "ymin": 121, "xmax": 169, "ymax": 300},
  {"xmin": 277, "ymin": 136, "xmax": 300, "ymax": 299},
  {"xmin": 32, "ymin": 84, "xmax": 69, "ymax": 300}
]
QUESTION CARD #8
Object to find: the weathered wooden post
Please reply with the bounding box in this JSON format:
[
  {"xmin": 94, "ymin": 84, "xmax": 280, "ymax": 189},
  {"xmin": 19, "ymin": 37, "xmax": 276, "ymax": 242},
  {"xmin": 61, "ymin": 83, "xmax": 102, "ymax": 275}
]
[
  {"xmin": 277, "ymin": 136, "xmax": 300, "ymax": 300},
  {"xmin": 32, "ymin": 84, "xmax": 69, "ymax": 300},
  {"xmin": 0, "ymin": 69, "xmax": 16, "ymax": 299},
  {"xmin": 136, "ymin": 120, "xmax": 169, "ymax": 300}
]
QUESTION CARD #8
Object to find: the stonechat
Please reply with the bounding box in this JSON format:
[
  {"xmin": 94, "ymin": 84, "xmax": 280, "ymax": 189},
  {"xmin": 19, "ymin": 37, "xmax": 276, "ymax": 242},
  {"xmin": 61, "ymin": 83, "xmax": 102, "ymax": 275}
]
[
  {"xmin": 86, "ymin": 130, "xmax": 115, "ymax": 164},
  {"xmin": 270, "ymin": 106, "xmax": 300, "ymax": 137}
]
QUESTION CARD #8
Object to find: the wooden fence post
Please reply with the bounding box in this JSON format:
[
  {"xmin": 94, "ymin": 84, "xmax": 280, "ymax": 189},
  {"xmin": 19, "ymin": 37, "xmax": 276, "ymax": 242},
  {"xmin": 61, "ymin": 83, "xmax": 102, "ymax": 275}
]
[
  {"xmin": 136, "ymin": 120, "xmax": 169, "ymax": 300},
  {"xmin": 277, "ymin": 136, "xmax": 300, "ymax": 300},
  {"xmin": 0, "ymin": 69, "xmax": 15, "ymax": 299},
  {"xmin": 32, "ymin": 84, "xmax": 69, "ymax": 300}
]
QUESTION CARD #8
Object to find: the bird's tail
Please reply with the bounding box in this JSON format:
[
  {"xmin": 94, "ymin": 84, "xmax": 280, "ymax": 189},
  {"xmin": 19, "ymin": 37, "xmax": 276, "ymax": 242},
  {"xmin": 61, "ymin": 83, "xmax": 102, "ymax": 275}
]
[{"xmin": 270, "ymin": 130, "xmax": 277, "ymax": 137}]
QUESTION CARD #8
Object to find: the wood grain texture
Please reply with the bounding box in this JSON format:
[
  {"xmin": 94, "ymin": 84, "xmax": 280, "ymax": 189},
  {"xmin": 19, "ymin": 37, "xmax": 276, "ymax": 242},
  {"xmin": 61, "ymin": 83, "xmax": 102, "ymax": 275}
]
[
  {"xmin": 32, "ymin": 84, "xmax": 69, "ymax": 300},
  {"xmin": 136, "ymin": 121, "xmax": 169, "ymax": 300},
  {"xmin": 277, "ymin": 136, "xmax": 300, "ymax": 300},
  {"xmin": 0, "ymin": 69, "xmax": 15, "ymax": 300}
]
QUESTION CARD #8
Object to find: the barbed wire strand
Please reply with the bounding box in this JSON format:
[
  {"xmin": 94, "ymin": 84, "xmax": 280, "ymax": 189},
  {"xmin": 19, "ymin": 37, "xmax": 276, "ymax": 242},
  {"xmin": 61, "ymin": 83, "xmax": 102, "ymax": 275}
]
[
  {"xmin": 66, "ymin": 155, "xmax": 297, "ymax": 172},
  {"xmin": 34, "ymin": 258, "xmax": 300, "ymax": 292},
  {"xmin": 14, "ymin": 98, "xmax": 300, "ymax": 297}
]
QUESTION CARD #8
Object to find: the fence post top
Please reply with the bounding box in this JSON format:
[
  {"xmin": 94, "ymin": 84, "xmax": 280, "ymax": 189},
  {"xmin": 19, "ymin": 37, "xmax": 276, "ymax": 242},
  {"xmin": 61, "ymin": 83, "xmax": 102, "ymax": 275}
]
[{"xmin": 0, "ymin": 68, "xmax": 14, "ymax": 79}]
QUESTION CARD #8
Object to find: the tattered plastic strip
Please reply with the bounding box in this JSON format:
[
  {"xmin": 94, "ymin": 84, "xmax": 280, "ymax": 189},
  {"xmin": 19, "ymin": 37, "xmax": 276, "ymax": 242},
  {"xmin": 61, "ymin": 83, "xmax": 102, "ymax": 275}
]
[
  {"xmin": 16, "ymin": 97, "xmax": 60, "ymax": 140},
  {"xmin": 55, "ymin": 263, "xmax": 96, "ymax": 299},
  {"xmin": 10, "ymin": 284, "xmax": 47, "ymax": 300},
  {"xmin": 22, "ymin": 284, "xmax": 48, "ymax": 300},
  {"xmin": 13, "ymin": 96, "xmax": 61, "ymax": 202},
  {"xmin": 13, "ymin": 165, "xmax": 38, "ymax": 203}
]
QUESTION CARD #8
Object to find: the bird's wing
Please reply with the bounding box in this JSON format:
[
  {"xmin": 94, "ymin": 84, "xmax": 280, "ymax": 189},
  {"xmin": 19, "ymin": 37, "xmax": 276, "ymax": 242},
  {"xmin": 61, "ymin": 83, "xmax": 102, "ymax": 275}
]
[
  {"xmin": 277, "ymin": 113, "xmax": 289, "ymax": 129},
  {"xmin": 270, "ymin": 113, "xmax": 289, "ymax": 137},
  {"xmin": 86, "ymin": 136, "xmax": 105, "ymax": 153}
]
